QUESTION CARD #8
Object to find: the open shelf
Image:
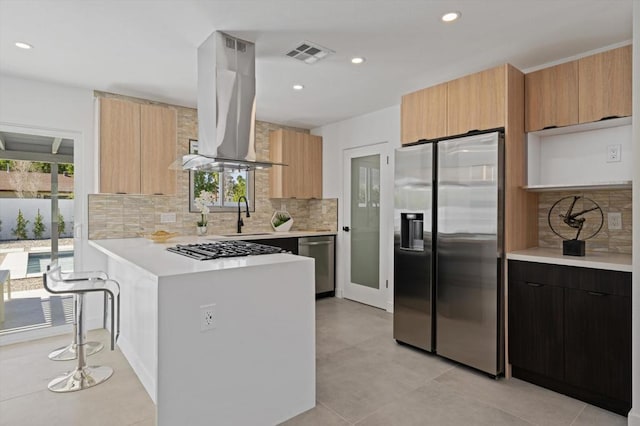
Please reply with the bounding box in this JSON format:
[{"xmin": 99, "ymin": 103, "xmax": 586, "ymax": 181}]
[{"xmin": 524, "ymin": 181, "xmax": 632, "ymax": 192}]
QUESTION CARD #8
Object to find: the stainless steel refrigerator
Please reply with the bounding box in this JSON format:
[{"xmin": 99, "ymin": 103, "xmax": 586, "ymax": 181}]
[{"xmin": 393, "ymin": 131, "xmax": 504, "ymax": 376}]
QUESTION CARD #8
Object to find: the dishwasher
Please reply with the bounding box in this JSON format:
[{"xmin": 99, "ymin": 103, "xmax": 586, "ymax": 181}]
[{"xmin": 298, "ymin": 236, "xmax": 335, "ymax": 297}]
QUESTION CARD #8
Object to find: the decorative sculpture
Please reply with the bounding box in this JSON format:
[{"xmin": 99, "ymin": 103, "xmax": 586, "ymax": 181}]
[{"xmin": 547, "ymin": 195, "xmax": 604, "ymax": 256}]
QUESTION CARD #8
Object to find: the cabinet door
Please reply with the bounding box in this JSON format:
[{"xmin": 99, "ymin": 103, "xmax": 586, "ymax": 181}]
[
  {"xmin": 525, "ymin": 61, "xmax": 579, "ymax": 131},
  {"xmin": 508, "ymin": 279, "xmax": 564, "ymax": 378},
  {"xmin": 447, "ymin": 65, "xmax": 505, "ymax": 136},
  {"xmin": 140, "ymin": 104, "xmax": 177, "ymax": 195},
  {"xmin": 401, "ymin": 83, "xmax": 447, "ymax": 143},
  {"xmin": 303, "ymin": 134, "xmax": 323, "ymax": 198},
  {"xmin": 564, "ymin": 288, "xmax": 631, "ymax": 404},
  {"xmin": 578, "ymin": 45, "xmax": 632, "ymax": 123},
  {"xmin": 100, "ymin": 98, "xmax": 141, "ymax": 194},
  {"xmin": 269, "ymin": 130, "xmax": 298, "ymax": 198}
]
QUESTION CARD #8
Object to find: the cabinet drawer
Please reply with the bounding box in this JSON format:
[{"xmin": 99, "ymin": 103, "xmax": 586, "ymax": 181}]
[{"xmin": 508, "ymin": 260, "xmax": 630, "ymax": 296}]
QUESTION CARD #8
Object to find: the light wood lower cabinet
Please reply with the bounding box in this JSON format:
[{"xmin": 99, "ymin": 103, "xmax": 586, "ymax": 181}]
[
  {"xmin": 269, "ymin": 129, "xmax": 322, "ymax": 199},
  {"xmin": 99, "ymin": 97, "xmax": 177, "ymax": 195}
]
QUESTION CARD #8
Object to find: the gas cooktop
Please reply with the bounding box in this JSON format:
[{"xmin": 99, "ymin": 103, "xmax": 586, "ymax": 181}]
[{"xmin": 167, "ymin": 240, "xmax": 287, "ymax": 261}]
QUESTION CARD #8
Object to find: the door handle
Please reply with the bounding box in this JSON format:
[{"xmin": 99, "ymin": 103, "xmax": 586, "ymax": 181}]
[
  {"xmin": 342, "ymin": 226, "xmax": 350, "ymax": 232},
  {"xmin": 299, "ymin": 241, "xmax": 333, "ymax": 246},
  {"xmin": 587, "ymin": 291, "xmax": 607, "ymax": 297},
  {"xmin": 526, "ymin": 282, "xmax": 543, "ymax": 287}
]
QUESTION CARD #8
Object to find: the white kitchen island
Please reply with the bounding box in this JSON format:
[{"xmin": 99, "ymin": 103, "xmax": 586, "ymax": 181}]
[{"xmin": 89, "ymin": 237, "xmax": 315, "ymax": 426}]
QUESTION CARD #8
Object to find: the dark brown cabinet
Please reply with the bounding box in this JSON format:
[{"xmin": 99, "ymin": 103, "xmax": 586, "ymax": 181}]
[
  {"xmin": 508, "ymin": 280, "xmax": 564, "ymax": 379},
  {"xmin": 508, "ymin": 260, "xmax": 631, "ymax": 415}
]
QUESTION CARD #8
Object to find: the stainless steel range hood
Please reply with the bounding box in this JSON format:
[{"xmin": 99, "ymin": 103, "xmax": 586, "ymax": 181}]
[{"xmin": 180, "ymin": 31, "xmax": 282, "ymax": 171}]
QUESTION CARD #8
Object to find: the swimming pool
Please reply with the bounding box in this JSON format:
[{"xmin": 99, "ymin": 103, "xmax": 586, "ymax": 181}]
[{"xmin": 26, "ymin": 251, "xmax": 74, "ymax": 275}]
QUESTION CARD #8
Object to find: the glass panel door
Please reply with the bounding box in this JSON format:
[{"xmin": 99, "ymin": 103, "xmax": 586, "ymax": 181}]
[{"xmin": 342, "ymin": 143, "xmax": 390, "ymax": 310}]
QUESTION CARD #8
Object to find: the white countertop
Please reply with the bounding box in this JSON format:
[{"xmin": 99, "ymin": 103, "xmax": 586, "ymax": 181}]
[
  {"xmin": 89, "ymin": 237, "xmax": 310, "ymax": 278},
  {"xmin": 507, "ymin": 247, "xmax": 632, "ymax": 272}
]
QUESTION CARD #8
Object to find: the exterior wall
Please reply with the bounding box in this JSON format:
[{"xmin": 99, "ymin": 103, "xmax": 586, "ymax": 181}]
[{"xmin": 0, "ymin": 198, "xmax": 74, "ymax": 240}]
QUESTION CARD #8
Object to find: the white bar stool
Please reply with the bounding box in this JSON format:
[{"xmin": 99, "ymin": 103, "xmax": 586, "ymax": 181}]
[
  {"xmin": 43, "ymin": 261, "xmax": 120, "ymax": 392},
  {"xmin": 47, "ymin": 267, "xmax": 108, "ymax": 361}
]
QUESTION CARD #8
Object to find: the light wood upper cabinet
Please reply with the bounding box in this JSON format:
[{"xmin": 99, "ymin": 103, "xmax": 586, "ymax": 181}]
[
  {"xmin": 525, "ymin": 61, "xmax": 579, "ymax": 132},
  {"xmin": 140, "ymin": 104, "xmax": 177, "ymax": 195},
  {"xmin": 400, "ymin": 83, "xmax": 447, "ymax": 144},
  {"xmin": 100, "ymin": 98, "xmax": 141, "ymax": 194},
  {"xmin": 578, "ymin": 45, "xmax": 632, "ymax": 123},
  {"xmin": 447, "ymin": 65, "xmax": 505, "ymax": 136},
  {"xmin": 99, "ymin": 97, "xmax": 177, "ymax": 195},
  {"xmin": 269, "ymin": 129, "xmax": 322, "ymax": 199}
]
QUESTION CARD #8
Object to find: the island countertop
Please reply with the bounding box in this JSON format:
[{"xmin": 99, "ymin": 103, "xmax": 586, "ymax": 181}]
[
  {"xmin": 507, "ymin": 247, "xmax": 632, "ymax": 272},
  {"xmin": 89, "ymin": 237, "xmax": 309, "ymax": 278}
]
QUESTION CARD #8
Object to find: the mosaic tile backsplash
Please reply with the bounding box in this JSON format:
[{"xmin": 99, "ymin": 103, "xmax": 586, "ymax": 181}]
[
  {"xmin": 538, "ymin": 189, "xmax": 631, "ymax": 254},
  {"xmin": 89, "ymin": 92, "xmax": 337, "ymax": 239}
]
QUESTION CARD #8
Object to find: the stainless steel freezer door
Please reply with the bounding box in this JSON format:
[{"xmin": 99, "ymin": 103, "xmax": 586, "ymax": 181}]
[
  {"xmin": 393, "ymin": 143, "xmax": 434, "ymax": 352},
  {"xmin": 436, "ymin": 132, "xmax": 503, "ymax": 375}
]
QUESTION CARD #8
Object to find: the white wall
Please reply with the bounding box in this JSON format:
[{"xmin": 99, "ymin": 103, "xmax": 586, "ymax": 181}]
[
  {"xmin": 0, "ymin": 74, "xmax": 105, "ymax": 337},
  {"xmin": 0, "ymin": 199, "xmax": 74, "ymax": 240},
  {"xmin": 630, "ymin": 2, "xmax": 639, "ymax": 425},
  {"xmin": 312, "ymin": 105, "xmax": 399, "ymax": 311}
]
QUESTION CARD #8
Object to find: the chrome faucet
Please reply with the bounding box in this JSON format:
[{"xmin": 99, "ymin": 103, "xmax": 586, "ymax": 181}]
[{"xmin": 237, "ymin": 196, "xmax": 250, "ymax": 233}]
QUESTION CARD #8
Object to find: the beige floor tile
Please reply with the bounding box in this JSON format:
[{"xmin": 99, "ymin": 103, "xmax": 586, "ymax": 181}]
[
  {"xmin": 316, "ymin": 346, "xmax": 429, "ymax": 423},
  {"xmin": 0, "ymin": 331, "xmax": 131, "ymax": 402},
  {"xmin": 280, "ymin": 401, "xmax": 350, "ymax": 426},
  {"xmin": 0, "ymin": 368, "xmax": 155, "ymax": 426},
  {"xmin": 356, "ymin": 381, "xmax": 532, "ymax": 426},
  {"xmin": 354, "ymin": 335, "xmax": 455, "ymax": 380},
  {"xmin": 571, "ymin": 404, "xmax": 627, "ymax": 426},
  {"xmin": 129, "ymin": 417, "xmax": 156, "ymax": 426},
  {"xmin": 434, "ymin": 367, "xmax": 586, "ymax": 426}
]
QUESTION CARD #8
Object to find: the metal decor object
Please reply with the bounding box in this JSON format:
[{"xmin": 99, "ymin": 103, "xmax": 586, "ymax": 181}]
[{"xmin": 547, "ymin": 195, "xmax": 604, "ymax": 256}]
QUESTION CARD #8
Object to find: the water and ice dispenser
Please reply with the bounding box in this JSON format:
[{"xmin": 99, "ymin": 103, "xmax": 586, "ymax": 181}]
[{"xmin": 400, "ymin": 213, "xmax": 424, "ymax": 251}]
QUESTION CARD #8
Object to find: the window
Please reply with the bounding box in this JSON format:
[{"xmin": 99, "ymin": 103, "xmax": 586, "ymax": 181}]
[{"xmin": 189, "ymin": 140, "xmax": 255, "ymax": 212}]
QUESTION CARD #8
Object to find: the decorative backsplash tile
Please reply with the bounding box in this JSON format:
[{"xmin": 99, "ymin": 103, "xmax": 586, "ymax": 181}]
[
  {"xmin": 538, "ymin": 189, "xmax": 632, "ymax": 254},
  {"xmin": 89, "ymin": 92, "xmax": 337, "ymax": 239}
]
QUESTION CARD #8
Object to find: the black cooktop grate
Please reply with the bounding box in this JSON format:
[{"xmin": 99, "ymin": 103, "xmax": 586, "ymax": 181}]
[{"xmin": 167, "ymin": 240, "xmax": 286, "ymax": 261}]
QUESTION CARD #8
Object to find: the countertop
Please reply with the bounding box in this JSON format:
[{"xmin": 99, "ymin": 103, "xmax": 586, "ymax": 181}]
[
  {"xmin": 89, "ymin": 237, "xmax": 311, "ymax": 278},
  {"xmin": 506, "ymin": 247, "xmax": 632, "ymax": 272}
]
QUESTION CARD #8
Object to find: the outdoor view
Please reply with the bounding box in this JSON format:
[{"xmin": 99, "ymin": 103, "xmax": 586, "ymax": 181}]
[{"xmin": 0, "ymin": 159, "xmax": 75, "ymax": 336}]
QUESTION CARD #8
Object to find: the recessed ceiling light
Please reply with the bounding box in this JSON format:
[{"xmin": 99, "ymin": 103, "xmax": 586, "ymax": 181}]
[
  {"xmin": 441, "ymin": 12, "xmax": 461, "ymax": 22},
  {"xmin": 351, "ymin": 57, "xmax": 365, "ymax": 64},
  {"xmin": 292, "ymin": 84, "xmax": 304, "ymax": 90},
  {"xmin": 15, "ymin": 41, "xmax": 33, "ymax": 49}
]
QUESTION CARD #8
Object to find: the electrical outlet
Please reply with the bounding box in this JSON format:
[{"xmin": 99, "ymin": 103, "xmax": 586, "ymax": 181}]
[
  {"xmin": 608, "ymin": 212, "xmax": 622, "ymax": 230},
  {"xmin": 200, "ymin": 304, "xmax": 216, "ymax": 332},
  {"xmin": 160, "ymin": 213, "xmax": 176, "ymax": 223},
  {"xmin": 607, "ymin": 144, "xmax": 621, "ymax": 163}
]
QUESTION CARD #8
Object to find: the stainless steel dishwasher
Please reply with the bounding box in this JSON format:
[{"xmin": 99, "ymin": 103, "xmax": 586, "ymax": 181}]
[{"xmin": 298, "ymin": 235, "xmax": 335, "ymax": 297}]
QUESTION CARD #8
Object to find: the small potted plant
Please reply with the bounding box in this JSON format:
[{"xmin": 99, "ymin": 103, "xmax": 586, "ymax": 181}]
[
  {"xmin": 194, "ymin": 190, "xmax": 215, "ymax": 235},
  {"xmin": 270, "ymin": 210, "xmax": 293, "ymax": 232}
]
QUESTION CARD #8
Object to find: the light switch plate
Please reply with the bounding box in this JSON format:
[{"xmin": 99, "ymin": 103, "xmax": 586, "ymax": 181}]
[
  {"xmin": 608, "ymin": 212, "xmax": 622, "ymax": 230},
  {"xmin": 160, "ymin": 213, "xmax": 176, "ymax": 223}
]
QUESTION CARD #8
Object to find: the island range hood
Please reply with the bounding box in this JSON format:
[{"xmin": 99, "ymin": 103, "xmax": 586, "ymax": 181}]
[{"xmin": 180, "ymin": 31, "xmax": 283, "ymax": 171}]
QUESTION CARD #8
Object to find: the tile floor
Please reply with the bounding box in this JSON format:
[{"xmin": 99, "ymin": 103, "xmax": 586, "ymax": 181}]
[{"xmin": 0, "ymin": 297, "xmax": 628, "ymax": 426}]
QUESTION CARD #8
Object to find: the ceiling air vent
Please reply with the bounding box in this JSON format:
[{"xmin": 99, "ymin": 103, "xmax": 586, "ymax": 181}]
[{"xmin": 286, "ymin": 41, "xmax": 334, "ymax": 64}]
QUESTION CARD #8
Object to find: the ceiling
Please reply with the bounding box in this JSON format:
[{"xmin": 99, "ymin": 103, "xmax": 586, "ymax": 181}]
[{"xmin": 0, "ymin": 0, "xmax": 633, "ymax": 129}]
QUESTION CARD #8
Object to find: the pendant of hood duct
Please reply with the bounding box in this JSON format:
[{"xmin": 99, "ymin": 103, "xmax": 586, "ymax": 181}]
[{"xmin": 172, "ymin": 31, "xmax": 286, "ymax": 172}]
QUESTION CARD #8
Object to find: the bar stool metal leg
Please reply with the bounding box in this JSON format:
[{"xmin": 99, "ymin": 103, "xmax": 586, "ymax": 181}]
[
  {"xmin": 48, "ymin": 293, "xmax": 113, "ymax": 392},
  {"xmin": 48, "ymin": 294, "xmax": 103, "ymax": 361}
]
